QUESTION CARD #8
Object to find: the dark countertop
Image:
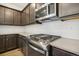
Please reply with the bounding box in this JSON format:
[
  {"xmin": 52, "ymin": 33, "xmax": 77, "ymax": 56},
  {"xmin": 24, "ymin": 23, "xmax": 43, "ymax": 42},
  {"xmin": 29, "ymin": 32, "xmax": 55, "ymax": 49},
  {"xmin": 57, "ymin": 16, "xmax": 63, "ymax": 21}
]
[{"xmin": 50, "ymin": 37, "xmax": 79, "ymax": 55}]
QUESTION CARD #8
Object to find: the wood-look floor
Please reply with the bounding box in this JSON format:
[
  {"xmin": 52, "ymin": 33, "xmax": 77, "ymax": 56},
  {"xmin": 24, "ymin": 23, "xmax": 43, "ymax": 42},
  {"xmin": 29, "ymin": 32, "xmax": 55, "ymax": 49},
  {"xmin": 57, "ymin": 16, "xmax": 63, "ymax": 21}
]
[{"xmin": 0, "ymin": 49, "xmax": 24, "ymax": 56}]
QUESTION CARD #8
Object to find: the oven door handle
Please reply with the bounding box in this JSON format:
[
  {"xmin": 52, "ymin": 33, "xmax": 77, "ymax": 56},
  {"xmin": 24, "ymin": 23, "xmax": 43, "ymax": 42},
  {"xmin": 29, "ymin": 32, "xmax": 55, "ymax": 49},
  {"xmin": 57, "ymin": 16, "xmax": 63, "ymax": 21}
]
[{"xmin": 29, "ymin": 44, "xmax": 45, "ymax": 54}]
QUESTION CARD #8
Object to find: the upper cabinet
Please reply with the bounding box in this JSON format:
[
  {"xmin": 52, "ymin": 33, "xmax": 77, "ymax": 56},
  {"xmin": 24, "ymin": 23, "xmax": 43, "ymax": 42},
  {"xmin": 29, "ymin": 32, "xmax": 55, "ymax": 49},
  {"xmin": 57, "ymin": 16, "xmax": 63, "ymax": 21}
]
[
  {"xmin": 25, "ymin": 6, "xmax": 30, "ymax": 24},
  {"xmin": 21, "ymin": 10, "xmax": 27, "ymax": 25},
  {"xmin": 59, "ymin": 3, "xmax": 79, "ymax": 17},
  {"xmin": 29, "ymin": 4, "xmax": 35, "ymax": 24},
  {"xmin": 21, "ymin": 4, "xmax": 35, "ymax": 25},
  {"xmin": 5, "ymin": 8, "xmax": 14, "ymax": 24},
  {"xmin": 0, "ymin": 6, "xmax": 5, "ymax": 24},
  {"xmin": 13, "ymin": 10, "xmax": 21, "ymax": 25},
  {"xmin": 21, "ymin": 6, "xmax": 30, "ymax": 25},
  {"xmin": 0, "ymin": 6, "xmax": 21, "ymax": 25}
]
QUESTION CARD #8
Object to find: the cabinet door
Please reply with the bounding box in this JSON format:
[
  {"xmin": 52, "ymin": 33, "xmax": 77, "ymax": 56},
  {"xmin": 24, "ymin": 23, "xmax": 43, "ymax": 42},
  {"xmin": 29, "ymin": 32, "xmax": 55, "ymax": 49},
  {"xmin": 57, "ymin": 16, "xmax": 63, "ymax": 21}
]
[
  {"xmin": 18, "ymin": 35, "xmax": 28, "ymax": 56},
  {"xmin": 0, "ymin": 35, "xmax": 5, "ymax": 53},
  {"xmin": 17, "ymin": 12, "xmax": 21, "ymax": 25},
  {"xmin": 21, "ymin": 40, "xmax": 28, "ymax": 56},
  {"xmin": 0, "ymin": 6, "xmax": 5, "ymax": 24},
  {"xmin": 25, "ymin": 6, "xmax": 30, "ymax": 24},
  {"xmin": 6, "ymin": 34, "xmax": 17, "ymax": 50},
  {"xmin": 21, "ymin": 11, "xmax": 26, "ymax": 25},
  {"xmin": 22, "ymin": 38, "xmax": 28, "ymax": 56},
  {"xmin": 24, "ymin": 41, "xmax": 28, "ymax": 56},
  {"xmin": 18, "ymin": 36, "xmax": 22, "ymax": 48},
  {"xmin": 5, "ymin": 8, "xmax": 13, "ymax": 24},
  {"xmin": 13, "ymin": 10, "xmax": 21, "ymax": 25},
  {"xmin": 52, "ymin": 47, "xmax": 76, "ymax": 56},
  {"xmin": 59, "ymin": 3, "xmax": 79, "ymax": 17},
  {"xmin": 29, "ymin": 4, "xmax": 35, "ymax": 24}
]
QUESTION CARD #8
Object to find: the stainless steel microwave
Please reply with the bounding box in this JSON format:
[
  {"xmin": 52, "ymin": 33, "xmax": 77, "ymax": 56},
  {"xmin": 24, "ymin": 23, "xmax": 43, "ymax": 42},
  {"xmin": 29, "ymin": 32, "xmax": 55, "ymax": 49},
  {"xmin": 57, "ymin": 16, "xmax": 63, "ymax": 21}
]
[{"xmin": 35, "ymin": 3, "xmax": 57, "ymax": 21}]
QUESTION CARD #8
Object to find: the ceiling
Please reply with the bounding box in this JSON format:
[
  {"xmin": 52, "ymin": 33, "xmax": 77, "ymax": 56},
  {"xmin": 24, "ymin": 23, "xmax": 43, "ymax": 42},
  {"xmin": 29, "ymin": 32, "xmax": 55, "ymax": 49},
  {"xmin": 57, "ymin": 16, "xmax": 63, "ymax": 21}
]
[{"xmin": 0, "ymin": 3, "xmax": 28, "ymax": 11}]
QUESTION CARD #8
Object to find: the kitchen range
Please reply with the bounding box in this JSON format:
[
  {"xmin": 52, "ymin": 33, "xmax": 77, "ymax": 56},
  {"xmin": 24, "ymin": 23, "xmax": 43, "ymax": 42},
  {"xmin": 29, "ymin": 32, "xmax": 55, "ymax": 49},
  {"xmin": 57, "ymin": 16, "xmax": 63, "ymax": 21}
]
[{"xmin": 29, "ymin": 34, "xmax": 61, "ymax": 56}]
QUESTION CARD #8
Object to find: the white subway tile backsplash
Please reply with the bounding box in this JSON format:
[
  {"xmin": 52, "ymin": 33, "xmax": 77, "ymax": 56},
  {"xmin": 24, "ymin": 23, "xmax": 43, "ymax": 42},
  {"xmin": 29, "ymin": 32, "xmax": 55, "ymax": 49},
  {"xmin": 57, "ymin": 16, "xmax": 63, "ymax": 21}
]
[
  {"xmin": 0, "ymin": 19, "xmax": 79, "ymax": 40},
  {"xmin": 24, "ymin": 19, "xmax": 79, "ymax": 40},
  {"xmin": 0, "ymin": 25, "xmax": 24, "ymax": 34}
]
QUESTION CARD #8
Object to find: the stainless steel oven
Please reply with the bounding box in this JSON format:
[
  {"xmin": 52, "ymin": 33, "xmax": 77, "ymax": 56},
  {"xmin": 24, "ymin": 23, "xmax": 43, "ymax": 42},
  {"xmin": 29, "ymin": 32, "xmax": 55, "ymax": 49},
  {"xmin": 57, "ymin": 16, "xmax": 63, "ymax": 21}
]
[
  {"xmin": 29, "ymin": 34, "xmax": 61, "ymax": 56},
  {"xmin": 28, "ymin": 43, "xmax": 46, "ymax": 56}
]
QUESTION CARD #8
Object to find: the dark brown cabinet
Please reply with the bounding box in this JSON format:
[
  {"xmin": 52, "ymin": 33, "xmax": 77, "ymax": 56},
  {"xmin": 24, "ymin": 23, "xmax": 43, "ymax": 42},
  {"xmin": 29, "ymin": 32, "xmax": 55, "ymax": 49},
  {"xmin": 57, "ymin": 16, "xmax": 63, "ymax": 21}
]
[
  {"xmin": 59, "ymin": 3, "xmax": 79, "ymax": 17},
  {"xmin": 5, "ymin": 34, "xmax": 17, "ymax": 50},
  {"xmin": 13, "ymin": 10, "xmax": 21, "ymax": 25},
  {"xmin": 0, "ymin": 34, "xmax": 17, "ymax": 53},
  {"xmin": 0, "ymin": 6, "xmax": 21, "ymax": 25},
  {"xmin": 0, "ymin": 6, "xmax": 5, "ymax": 24},
  {"xmin": 21, "ymin": 5, "xmax": 30, "ymax": 25},
  {"xmin": 25, "ymin": 6, "xmax": 30, "ymax": 24},
  {"xmin": 0, "ymin": 4, "xmax": 35, "ymax": 26},
  {"xmin": 18, "ymin": 35, "xmax": 28, "ymax": 56},
  {"xmin": 5, "ymin": 8, "xmax": 14, "ymax": 24},
  {"xmin": 17, "ymin": 12, "xmax": 21, "ymax": 25},
  {"xmin": 21, "ymin": 4, "xmax": 35, "ymax": 25},
  {"xmin": 29, "ymin": 4, "xmax": 35, "ymax": 24},
  {"xmin": 52, "ymin": 47, "xmax": 77, "ymax": 56},
  {"xmin": 21, "ymin": 11, "xmax": 27, "ymax": 25},
  {"xmin": 21, "ymin": 39, "xmax": 28, "ymax": 56},
  {"xmin": 0, "ymin": 35, "xmax": 5, "ymax": 53}
]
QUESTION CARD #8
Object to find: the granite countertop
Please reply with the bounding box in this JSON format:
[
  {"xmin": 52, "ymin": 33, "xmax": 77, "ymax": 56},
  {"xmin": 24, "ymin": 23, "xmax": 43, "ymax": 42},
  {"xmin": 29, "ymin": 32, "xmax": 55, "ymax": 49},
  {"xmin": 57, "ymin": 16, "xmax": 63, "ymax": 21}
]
[
  {"xmin": 50, "ymin": 38, "xmax": 79, "ymax": 55},
  {"xmin": 0, "ymin": 32, "xmax": 33, "ymax": 37},
  {"xmin": 19, "ymin": 32, "xmax": 32, "ymax": 37}
]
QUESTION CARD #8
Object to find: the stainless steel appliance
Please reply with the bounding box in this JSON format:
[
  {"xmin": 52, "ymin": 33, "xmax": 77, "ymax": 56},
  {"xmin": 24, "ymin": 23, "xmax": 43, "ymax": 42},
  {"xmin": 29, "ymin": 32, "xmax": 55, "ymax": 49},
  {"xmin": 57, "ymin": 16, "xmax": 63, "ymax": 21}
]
[
  {"xmin": 28, "ymin": 42, "xmax": 46, "ymax": 56},
  {"xmin": 35, "ymin": 3, "xmax": 57, "ymax": 21},
  {"xmin": 29, "ymin": 34, "xmax": 61, "ymax": 56}
]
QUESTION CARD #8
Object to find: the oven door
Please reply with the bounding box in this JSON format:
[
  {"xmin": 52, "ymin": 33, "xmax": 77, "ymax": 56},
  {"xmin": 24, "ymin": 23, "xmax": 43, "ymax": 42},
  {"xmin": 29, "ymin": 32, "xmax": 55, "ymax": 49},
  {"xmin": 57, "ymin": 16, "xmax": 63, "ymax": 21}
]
[{"xmin": 28, "ymin": 43, "xmax": 46, "ymax": 56}]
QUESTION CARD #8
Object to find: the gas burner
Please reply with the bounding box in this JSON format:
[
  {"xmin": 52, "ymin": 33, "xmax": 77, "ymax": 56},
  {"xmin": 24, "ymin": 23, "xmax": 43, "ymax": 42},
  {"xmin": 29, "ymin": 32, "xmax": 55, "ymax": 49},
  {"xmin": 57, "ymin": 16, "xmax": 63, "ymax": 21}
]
[{"xmin": 30, "ymin": 34, "xmax": 61, "ymax": 45}]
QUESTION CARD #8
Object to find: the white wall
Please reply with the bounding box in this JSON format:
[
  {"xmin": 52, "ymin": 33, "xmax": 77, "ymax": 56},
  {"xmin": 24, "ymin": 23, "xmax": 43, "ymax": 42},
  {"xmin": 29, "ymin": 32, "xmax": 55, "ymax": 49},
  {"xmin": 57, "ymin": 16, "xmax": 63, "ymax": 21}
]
[
  {"xmin": 0, "ymin": 25, "xmax": 24, "ymax": 34},
  {"xmin": 24, "ymin": 19, "xmax": 79, "ymax": 40}
]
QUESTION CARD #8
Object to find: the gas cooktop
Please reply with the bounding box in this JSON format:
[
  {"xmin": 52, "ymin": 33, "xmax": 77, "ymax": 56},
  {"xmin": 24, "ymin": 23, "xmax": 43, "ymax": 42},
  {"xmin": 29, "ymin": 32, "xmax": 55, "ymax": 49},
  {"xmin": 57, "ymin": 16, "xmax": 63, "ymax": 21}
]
[{"xmin": 30, "ymin": 34, "xmax": 61, "ymax": 45}]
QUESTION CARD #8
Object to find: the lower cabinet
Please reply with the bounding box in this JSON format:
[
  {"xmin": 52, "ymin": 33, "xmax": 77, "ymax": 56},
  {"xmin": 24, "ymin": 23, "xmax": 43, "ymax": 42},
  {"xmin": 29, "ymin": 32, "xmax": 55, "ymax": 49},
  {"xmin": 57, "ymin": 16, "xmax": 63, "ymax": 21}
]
[
  {"xmin": 52, "ymin": 47, "xmax": 77, "ymax": 56},
  {"xmin": 5, "ymin": 34, "xmax": 17, "ymax": 50},
  {"xmin": 18, "ymin": 35, "xmax": 28, "ymax": 56},
  {"xmin": 0, "ymin": 34, "xmax": 17, "ymax": 53},
  {"xmin": 21, "ymin": 39, "xmax": 28, "ymax": 56},
  {"xmin": 0, "ymin": 35, "xmax": 5, "ymax": 53}
]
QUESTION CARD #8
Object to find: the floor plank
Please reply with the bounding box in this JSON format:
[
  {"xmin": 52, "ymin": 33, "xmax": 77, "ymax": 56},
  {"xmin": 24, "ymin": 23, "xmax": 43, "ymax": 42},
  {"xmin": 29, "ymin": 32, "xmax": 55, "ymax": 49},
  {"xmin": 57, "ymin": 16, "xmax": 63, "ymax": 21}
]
[{"xmin": 0, "ymin": 49, "xmax": 24, "ymax": 56}]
